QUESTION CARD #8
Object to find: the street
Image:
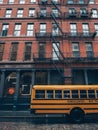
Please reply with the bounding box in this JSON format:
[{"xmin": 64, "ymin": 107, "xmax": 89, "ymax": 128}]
[{"xmin": 0, "ymin": 116, "xmax": 98, "ymax": 130}]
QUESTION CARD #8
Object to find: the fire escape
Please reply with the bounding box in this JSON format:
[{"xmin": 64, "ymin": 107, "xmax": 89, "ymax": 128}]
[{"xmin": 35, "ymin": 0, "xmax": 67, "ymax": 83}]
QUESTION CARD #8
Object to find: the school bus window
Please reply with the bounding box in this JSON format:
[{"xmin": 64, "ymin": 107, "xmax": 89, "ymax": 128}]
[
  {"xmin": 55, "ymin": 90, "xmax": 62, "ymax": 99},
  {"xmin": 80, "ymin": 90, "xmax": 87, "ymax": 98},
  {"xmin": 35, "ymin": 90, "xmax": 45, "ymax": 99},
  {"xmin": 88, "ymin": 90, "xmax": 95, "ymax": 98},
  {"xmin": 72, "ymin": 90, "xmax": 79, "ymax": 99},
  {"xmin": 96, "ymin": 90, "xmax": 98, "ymax": 98},
  {"xmin": 64, "ymin": 90, "xmax": 70, "ymax": 98},
  {"xmin": 46, "ymin": 90, "xmax": 53, "ymax": 99}
]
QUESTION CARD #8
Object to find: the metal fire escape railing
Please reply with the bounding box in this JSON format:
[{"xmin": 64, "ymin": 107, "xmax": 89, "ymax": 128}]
[
  {"xmin": 50, "ymin": 0, "xmax": 66, "ymax": 78},
  {"xmin": 51, "ymin": 35, "xmax": 65, "ymax": 61}
]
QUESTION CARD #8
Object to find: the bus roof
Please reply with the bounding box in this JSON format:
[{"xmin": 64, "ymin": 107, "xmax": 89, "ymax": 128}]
[{"xmin": 33, "ymin": 85, "xmax": 98, "ymax": 90}]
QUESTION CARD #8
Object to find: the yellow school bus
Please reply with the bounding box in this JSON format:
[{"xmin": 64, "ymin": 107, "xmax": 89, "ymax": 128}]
[{"xmin": 30, "ymin": 85, "xmax": 98, "ymax": 123}]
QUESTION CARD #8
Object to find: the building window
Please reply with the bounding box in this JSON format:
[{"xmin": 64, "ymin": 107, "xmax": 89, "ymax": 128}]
[
  {"xmin": 52, "ymin": 42, "xmax": 59, "ymax": 60},
  {"xmin": 10, "ymin": 43, "xmax": 18, "ymax": 61},
  {"xmin": 40, "ymin": 8, "xmax": 46, "ymax": 17},
  {"xmin": 20, "ymin": 73, "xmax": 32, "ymax": 95},
  {"xmin": 91, "ymin": 9, "xmax": 98, "ymax": 18},
  {"xmin": 24, "ymin": 43, "xmax": 32, "ymax": 61},
  {"xmin": 70, "ymin": 23, "xmax": 77, "ymax": 36},
  {"xmin": 30, "ymin": 0, "xmax": 36, "ymax": 3},
  {"xmin": 1, "ymin": 24, "xmax": 9, "ymax": 36},
  {"xmin": 38, "ymin": 43, "xmax": 45, "ymax": 59},
  {"xmin": 17, "ymin": 9, "xmax": 23, "ymax": 18},
  {"xmin": 78, "ymin": 0, "xmax": 84, "ymax": 4},
  {"xmin": 86, "ymin": 43, "xmax": 93, "ymax": 57},
  {"xmin": 82, "ymin": 23, "xmax": 89, "ymax": 36},
  {"xmin": 89, "ymin": 0, "xmax": 95, "ymax": 4},
  {"xmin": 94, "ymin": 23, "xmax": 98, "ymax": 36},
  {"xmin": 0, "ymin": 44, "xmax": 4, "ymax": 61},
  {"xmin": 52, "ymin": 0, "xmax": 58, "ymax": 4},
  {"xmin": 0, "ymin": 0, "xmax": 3, "ymax": 4},
  {"xmin": 29, "ymin": 8, "xmax": 35, "ymax": 17},
  {"xmin": 5, "ymin": 9, "xmax": 12, "ymax": 18},
  {"xmin": 8, "ymin": 0, "xmax": 14, "ymax": 4},
  {"xmin": 69, "ymin": 8, "xmax": 76, "ymax": 14},
  {"xmin": 40, "ymin": 23, "xmax": 46, "ymax": 35},
  {"xmin": 52, "ymin": 23, "xmax": 59, "ymax": 36},
  {"xmin": 52, "ymin": 9, "xmax": 58, "ymax": 17},
  {"xmin": 14, "ymin": 24, "xmax": 21, "ymax": 36},
  {"xmin": 72, "ymin": 43, "xmax": 80, "ymax": 57},
  {"xmin": 80, "ymin": 8, "xmax": 87, "ymax": 14},
  {"xmin": 67, "ymin": 0, "xmax": 74, "ymax": 4},
  {"xmin": 35, "ymin": 71, "xmax": 47, "ymax": 85},
  {"xmin": 26, "ymin": 23, "xmax": 34, "ymax": 36},
  {"xmin": 19, "ymin": 0, "xmax": 25, "ymax": 4}
]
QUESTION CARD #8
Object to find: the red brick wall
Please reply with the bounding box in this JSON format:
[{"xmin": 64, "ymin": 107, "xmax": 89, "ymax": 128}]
[{"xmin": 0, "ymin": 0, "xmax": 98, "ymax": 75}]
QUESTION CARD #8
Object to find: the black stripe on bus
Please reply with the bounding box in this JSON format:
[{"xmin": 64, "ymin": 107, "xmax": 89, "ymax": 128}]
[
  {"xmin": 84, "ymin": 108, "xmax": 98, "ymax": 110},
  {"xmin": 31, "ymin": 103, "xmax": 98, "ymax": 105}
]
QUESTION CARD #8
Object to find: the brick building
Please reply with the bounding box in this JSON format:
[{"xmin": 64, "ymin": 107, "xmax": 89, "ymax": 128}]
[{"xmin": 0, "ymin": 0, "xmax": 98, "ymax": 110}]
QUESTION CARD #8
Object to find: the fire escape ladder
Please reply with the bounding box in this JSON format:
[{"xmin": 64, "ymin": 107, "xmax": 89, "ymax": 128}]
[
  {"xmin": 51, "ymin": 36, "xmax": 65, "ymax": 61},
  {"xmin": 51, "ymin": 1, "xmax": 62, "ymax": 14},
  {"xmin": 51, "ymin": 13, "xmax": 63, "ymax": 35},
  {"xmin": 50, "ymin": 0, "xmax": 65, "ymax": 79},
  {"xmin": 52, "ymin": 57, "xmax": 64, "ymax": 78},
  {"xmin": 51, "ymin": 1, "xmax": 63, "ymax": 35},
  {"xmin": 51, "ymin": 0, "xmax": 64, "ymax": 60}
]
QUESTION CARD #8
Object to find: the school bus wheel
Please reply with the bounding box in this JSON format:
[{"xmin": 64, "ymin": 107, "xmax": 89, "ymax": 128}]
[{"xmin": 70, "ymin": 108, "xmax": 85, "ymax": 123}]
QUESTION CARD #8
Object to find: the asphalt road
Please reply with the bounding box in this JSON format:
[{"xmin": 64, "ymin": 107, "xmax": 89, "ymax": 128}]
[{"xmin": 0, "ymin": 116, "xmax": 98, "ymax": 130}]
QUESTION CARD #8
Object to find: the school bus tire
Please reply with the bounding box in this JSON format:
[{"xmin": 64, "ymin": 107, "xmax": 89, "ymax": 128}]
[{"xmin": 70, "ymin": 108, "xmax": 85, "ymax": 123}]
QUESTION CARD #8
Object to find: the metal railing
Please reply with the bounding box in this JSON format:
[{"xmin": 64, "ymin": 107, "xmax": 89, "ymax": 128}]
[
  {"xmin": 0, "ymin": 52, "xmax": 98, "ymax": 62},
  {"xmin": 65, "ymin": 0, "xmax": 89, "ymax": 5},
  {"xmin": 35, "ymin": 32, "xmax": 63, "ymax": 39},
  {"xmin": 38, "ymin": 0, "xmax": 61, "ymax": 5},
  {"xmin": 33, "ymin": 52, "xmax": 98, "ymax": 62},
  {"xmin": 0, "ymin": 12, "xmax": 93, "ymax": 20},
  {"xmin": 36, "ymin": 12, "xmax": 62, "ymax": 19},
  {"xmin": 35, "ymin": 32, "xmax": 97, "ymax": 39},
  {"xmin": 64, "ymin": 32, "xmax": 97, "ymax": 39},
  {"xmin": 64, "ymin": 12, "xmax": 92, "ymax": 19}
]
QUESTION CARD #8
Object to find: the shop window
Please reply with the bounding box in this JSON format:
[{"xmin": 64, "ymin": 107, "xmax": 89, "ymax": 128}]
[
  {"xmin": 35, "ymin": 71, "xmax": 47, "ymax": 85},
  {"xmin": 20, "ymin": 73, "xmax": 32, "ymax": 95},
  {"xmin": 4, "ymin": 72, "xmax": 16, "ymax": 97}
]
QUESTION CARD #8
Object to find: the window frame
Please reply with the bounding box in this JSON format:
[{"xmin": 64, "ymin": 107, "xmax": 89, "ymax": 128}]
[
  {"xmin": 8, "ymin": 0, "xmax": 14, "ymax": 4},
  {"xmin": 10, "ymin": 43, "xmax": 18, "ymax": 61},
  {"xmin": 72, "ymin": 43, "xmax": 80, "ymax": 57},
  {"xmin": 5, "ymin": 9, "xmax": 12, "ymax": 18},
  {"xmin": 24, "ymin": 42, "xmax": 32, "ymax": 61},
  {"xmin": 52, "ymin": 42, "xmax": 60, "ymax": 60},
  {"xmin": 17, "ymin": 9, "xmax": 23, "ymax": 18},
  {"xmin": 82, "ymin": 23, "xmax": 89, "ymax": 35},
  {"xmin": 26, "ymin": 23, "xmax": 34, "ymax": 36},
  {"xmin": 29, "ymin": 9, "xmax": 35, "ymax": 17},
  {"xmin": 94, "ymin": 23, "xmax": 98, "ymax": 36},
  {"xmin": 70, "ymin": 23, "xmax": 77, "ymax": 36},
  {"xmin": 14, "ymin": 23, "xmax": 21, "ymax": 36},
  {"xmin": 85, "ymin": 43, "xmax": 93, "ymax": 57},
  {"xmin": 1, "ymin": 24, "xmax": 9, "ymax": 36},
  {"xmin": 91, "ymin": 9, "xmax": 98, "ymax": 18},
  {"xmin": 19, "ymin": 0, "xmax": 25, "ymax": 4}
]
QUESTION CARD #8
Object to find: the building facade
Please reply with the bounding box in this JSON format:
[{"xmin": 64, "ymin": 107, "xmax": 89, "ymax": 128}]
[{"xmin": 0, "ymin": 0, "xmax": 98, "ymax": 110}]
